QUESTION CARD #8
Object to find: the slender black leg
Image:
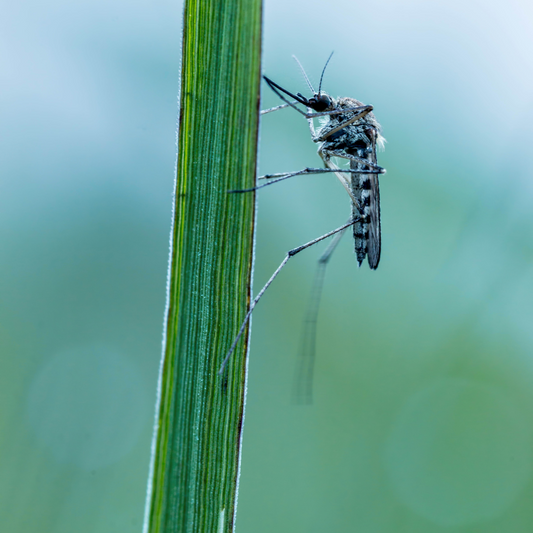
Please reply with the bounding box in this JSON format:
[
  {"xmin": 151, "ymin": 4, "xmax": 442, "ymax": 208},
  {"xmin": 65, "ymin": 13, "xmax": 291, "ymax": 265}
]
[
  {"xmin": 260, "ymin": 101, "xmax": 297, "ymax": 115},
  {"xmin": 218, "ymin": 218, "xmax": 357, "ymax": 375},
  {"xmin": 228, "ymin": 167, "xmax": 384, "ymax": 194}
]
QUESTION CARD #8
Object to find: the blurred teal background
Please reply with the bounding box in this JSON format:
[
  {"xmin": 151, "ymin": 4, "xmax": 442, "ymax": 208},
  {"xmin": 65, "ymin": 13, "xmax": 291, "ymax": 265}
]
[{"xmin": 2, "ymin": 0, "xmax": 533, "ymax": 531}]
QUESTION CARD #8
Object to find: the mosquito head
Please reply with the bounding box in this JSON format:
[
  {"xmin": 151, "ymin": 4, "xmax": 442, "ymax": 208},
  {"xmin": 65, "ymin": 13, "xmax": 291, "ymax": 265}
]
[
  {"xmin": 305, "ymin": 51, "xmax": 335, "ymax": 111},
  {"xmin": 263, "ymin": 52, "xmax": 335, "ymax": 112},
  {"xmin": 264, "ymin": 77, "xmax": 333, "ymax": 112},
  {"xmin": 306, "ymin": 93, "xmax": 332, "ymax": 112},
  {"xmin": 292, "ymin": 52, "xmax": 334, "ymax": 112}
]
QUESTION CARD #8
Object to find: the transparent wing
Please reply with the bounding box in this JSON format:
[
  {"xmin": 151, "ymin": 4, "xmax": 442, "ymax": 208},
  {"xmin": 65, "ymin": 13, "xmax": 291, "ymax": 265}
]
[{"xmin": 292, "ymin": 228, "xmax": 346, "ymax": 404}]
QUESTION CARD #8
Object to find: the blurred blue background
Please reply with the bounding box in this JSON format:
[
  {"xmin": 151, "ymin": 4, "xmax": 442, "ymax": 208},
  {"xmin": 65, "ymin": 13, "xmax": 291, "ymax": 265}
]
[{"xmin": 2, "ymin": 0, "xmax": 533, "ymax": 531}]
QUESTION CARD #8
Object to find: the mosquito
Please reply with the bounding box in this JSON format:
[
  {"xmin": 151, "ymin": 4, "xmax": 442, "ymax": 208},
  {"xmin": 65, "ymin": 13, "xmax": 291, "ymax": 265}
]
[{"xmin": 219, "ymin": 53, "xmax": 386, "ymax": 400}]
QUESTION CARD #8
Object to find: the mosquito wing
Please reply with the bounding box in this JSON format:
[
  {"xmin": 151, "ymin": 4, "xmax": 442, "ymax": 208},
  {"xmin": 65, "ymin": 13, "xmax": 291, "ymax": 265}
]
[{"xmin": 292, "ymin": 226, "xmax": 347, "ymax": 404}]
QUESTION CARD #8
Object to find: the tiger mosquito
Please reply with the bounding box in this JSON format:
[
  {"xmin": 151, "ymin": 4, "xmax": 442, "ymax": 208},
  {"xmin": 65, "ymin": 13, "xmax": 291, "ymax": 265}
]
[{"xmin": 219, "ymin": 54, "xmax": 386, "ymax": 400}]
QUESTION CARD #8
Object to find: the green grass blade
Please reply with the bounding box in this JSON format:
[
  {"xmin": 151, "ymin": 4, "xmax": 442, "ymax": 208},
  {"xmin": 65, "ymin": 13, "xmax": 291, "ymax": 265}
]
[{"xmin": 143, "ymin": 0, "xmax": 262, "ymax": 531}]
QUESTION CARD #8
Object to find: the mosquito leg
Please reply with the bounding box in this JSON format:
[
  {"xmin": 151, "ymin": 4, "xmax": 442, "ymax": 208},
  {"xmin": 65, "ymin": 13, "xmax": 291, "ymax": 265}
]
[
  {"xmin": 260, "ymin": 101, "xmax": 298, "ymax": 115},
  {"xmin": 218, "ymin": 218, "xmax": 358, "ymax": 375},
  {"xmin": 293, "ymin": 223, "xmax": 347, "ymax": 404},
  {"xmin": 228, "ymin": 167, "xmax": 382, "ymax": 194},
  {"xmin": 314, "ymin": 110, "xmax": 374, "ymax": 142},
  {"xmin": 325, "ymin": 150, "xmax": 386, "ymax": 173},
  {"xmin": 318, "ymin": 149, "xmax": 359, "ymax": 205},
  {"xmin": 306, "ymin": 112, "xmax": 316, "ymax": 138},
  {"xmin": 320, "ymin": 149, "xmax": 384, "ymax": 172},
  {"xmin": 306, "ymin": 106, "xmax": 375, "ymax": 138},
  {"xmin": 317, "ymin": 149, "xmax": 385, "ymax": 211}
]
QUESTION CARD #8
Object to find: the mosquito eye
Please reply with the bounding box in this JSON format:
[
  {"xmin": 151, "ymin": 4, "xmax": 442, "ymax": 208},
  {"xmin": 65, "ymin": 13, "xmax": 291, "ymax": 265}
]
[
  {"xmin": 311, "ymin": 94, "xmax": 331, "ymax": 112},
  {"xmin": 307, "ymin": 93, "xmax": 331, "ymax": 112}
]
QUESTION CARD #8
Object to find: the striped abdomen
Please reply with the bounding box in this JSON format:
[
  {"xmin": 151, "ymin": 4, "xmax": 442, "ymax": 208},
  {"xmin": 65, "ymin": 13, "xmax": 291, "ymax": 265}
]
[{"xmin": 351, "ymin": 159, "xmax": 381, "ymax": 269}]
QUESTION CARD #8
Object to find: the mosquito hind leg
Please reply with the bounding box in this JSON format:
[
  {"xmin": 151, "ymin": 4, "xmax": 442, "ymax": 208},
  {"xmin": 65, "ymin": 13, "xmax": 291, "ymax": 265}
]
[{"xmin": 218, "ymin": 218, "xmax": 357, "ymax": 375}]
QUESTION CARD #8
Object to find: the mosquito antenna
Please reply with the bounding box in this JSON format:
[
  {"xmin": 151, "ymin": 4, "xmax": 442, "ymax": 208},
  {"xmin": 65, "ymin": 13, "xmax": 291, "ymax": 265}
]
[
  {"xmin": 292, "ymin": 55, "xmax": 315, "ymax": 93},
  {"xmin": 318, "ymin": 51, "xmax": 334, "ymax": 95}
]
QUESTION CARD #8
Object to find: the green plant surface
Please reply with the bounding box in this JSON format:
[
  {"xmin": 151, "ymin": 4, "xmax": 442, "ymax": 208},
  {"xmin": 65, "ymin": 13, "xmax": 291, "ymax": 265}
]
[{"xmin": 143, "ymin": 0, "xmax": 262, "ymax": 532}]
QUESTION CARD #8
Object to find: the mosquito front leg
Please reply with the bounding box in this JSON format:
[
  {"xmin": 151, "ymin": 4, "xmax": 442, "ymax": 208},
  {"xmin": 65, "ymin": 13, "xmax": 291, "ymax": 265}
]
[
  {"xmin": 260, "ymin": 101, "xmax": 298, "ymax": 115},
  {"xmin": 218, "ymin": 218, "xmax": 358, "ymax": 375},
  {"xmin": 306, "ymin": 110, "xmax": 316, "ymax": 138}
]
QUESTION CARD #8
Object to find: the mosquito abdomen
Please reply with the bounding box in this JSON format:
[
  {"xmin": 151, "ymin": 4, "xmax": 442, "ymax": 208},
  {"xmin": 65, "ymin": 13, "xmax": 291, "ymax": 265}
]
[{"xmin": 351, "ymin": 164, "xmax": 372, "ymax": 267}]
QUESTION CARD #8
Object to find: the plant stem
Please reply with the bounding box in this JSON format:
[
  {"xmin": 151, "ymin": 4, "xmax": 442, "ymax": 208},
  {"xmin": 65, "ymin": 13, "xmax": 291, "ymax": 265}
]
[{"xmin": 144, "ymin": 0, "xmax": 262, "ymax": 531}]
